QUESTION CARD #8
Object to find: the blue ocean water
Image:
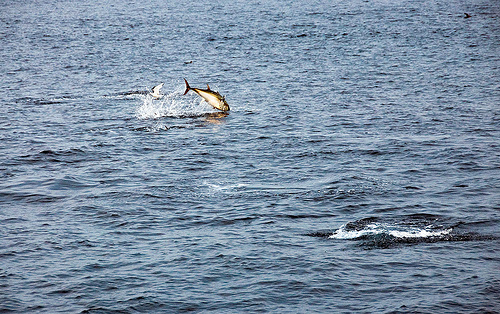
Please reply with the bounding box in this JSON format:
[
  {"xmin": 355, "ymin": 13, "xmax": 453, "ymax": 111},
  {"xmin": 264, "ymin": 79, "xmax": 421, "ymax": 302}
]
[{"xmin": 1, "ymin": 0, "xmax": 499, "ymax": 312}]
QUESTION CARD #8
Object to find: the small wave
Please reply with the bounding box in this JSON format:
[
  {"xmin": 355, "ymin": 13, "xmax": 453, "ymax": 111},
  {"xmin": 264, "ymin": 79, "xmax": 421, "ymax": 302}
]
[
  {"xmin": 0, "ymin": 191, "xmax": 65, "ymax": 204},
  {"xmin": 135, "ymin": 87, "xmax": 214, "ymax": 120},
  {"xmin": 47, "ymin": 176, "xmax": 96, "ymax": 191},
  {"xmin": 18, "ymin": 148, "xmax": 88, "ymax": 164},
  {"xmin": 15, "ymin": 97, "xmax": 62, "ymax": 105},
  {"xmin": 15, "ymin": 96, "xmax": 79, "ymax": 105}
]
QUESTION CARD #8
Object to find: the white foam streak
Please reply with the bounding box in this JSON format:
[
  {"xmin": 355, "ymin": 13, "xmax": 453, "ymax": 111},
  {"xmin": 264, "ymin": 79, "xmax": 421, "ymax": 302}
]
[
  {"xmin": 329, "ymin": 223, "xmax": 452, "ymax": 240},
  {"xmin": 135, "ymin": 89, "xmax": 212, "ymax": 120}
]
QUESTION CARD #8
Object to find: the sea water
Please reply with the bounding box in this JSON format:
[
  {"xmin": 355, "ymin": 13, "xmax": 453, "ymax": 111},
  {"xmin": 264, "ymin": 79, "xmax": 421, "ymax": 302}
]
[{"xmin": 1, "ymin": 0, "xmax": 499, "ymax": 312}]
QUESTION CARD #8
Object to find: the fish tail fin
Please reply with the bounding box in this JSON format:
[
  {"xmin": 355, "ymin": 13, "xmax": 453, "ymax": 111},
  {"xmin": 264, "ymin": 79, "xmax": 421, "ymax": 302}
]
[{"xmin": 183, "ymin": 78, "xmax": 190, "ymax": 95}]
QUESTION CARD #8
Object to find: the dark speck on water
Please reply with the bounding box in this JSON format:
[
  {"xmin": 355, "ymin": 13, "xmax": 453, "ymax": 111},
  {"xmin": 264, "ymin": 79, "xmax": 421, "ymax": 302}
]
[{"xmin": 1, "ymin": 0, "xmax": 499, "ymax": 313}]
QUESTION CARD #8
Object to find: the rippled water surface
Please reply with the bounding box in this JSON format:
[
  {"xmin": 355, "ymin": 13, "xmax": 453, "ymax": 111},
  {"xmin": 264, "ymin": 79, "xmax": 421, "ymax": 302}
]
[{"xmin": 1, "ymin": 0, "xmax": 499, "ymax": 312}]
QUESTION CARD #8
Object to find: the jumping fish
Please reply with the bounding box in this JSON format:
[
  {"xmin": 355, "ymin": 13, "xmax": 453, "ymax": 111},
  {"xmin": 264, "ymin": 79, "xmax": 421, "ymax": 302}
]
[{"xmin": 183, "ymin": 79, "xmax": 230, "ymax": 111}]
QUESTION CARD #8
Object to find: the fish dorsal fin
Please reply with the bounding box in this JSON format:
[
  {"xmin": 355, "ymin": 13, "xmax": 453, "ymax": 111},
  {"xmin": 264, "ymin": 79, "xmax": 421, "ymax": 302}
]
[{"xmin": 206, "ymin": 83, "xmax": 211, "ymax": 90}]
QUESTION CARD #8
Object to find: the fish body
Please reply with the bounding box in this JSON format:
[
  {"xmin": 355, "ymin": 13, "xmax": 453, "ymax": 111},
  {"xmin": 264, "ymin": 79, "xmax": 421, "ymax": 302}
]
[{"xmin": 183, "ymin": 79, "xmax": 230, "ymax": 111}]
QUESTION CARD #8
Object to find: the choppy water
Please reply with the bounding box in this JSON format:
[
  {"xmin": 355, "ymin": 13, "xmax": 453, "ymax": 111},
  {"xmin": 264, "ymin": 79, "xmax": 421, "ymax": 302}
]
[{"xmin": 1, "ymin": 0, "xmax": 499, "ymax": 313}]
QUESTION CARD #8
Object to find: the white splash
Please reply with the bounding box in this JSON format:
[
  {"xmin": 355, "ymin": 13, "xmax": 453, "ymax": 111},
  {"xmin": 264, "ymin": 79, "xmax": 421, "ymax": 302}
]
[
  {"xmin": 135, "ymin": 87, "xmax": 213, "ymax": 120},
  {"xmin": 329, "ymin": 223, "xmax": 452, "ymax": 240}
]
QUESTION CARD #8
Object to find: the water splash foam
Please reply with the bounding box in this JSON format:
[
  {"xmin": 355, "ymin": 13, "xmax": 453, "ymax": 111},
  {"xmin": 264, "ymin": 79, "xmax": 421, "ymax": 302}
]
[
  {"xmin": 329, "ymin": 222, "xmax": 452, "ymax": 240},
  {"xmin": 135, "ymin": 87, "xmax": 213, "ymax": 120}
]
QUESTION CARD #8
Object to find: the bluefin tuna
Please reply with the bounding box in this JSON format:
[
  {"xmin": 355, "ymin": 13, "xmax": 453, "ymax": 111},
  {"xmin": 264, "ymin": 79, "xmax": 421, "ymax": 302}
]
[{"xmin": 183, "ymin": 79, "xmax": 230, "ymax": 111}]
